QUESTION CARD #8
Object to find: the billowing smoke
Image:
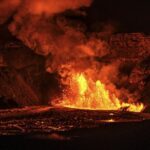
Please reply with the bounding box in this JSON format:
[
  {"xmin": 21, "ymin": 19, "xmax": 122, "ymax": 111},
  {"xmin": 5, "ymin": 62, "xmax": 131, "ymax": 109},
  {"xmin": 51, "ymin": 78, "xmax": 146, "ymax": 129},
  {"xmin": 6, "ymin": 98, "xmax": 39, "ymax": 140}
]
[
  {"xmin": 21, "ymin": 0, "xmax": 92, "ymax": 15},
  {"xmin": 0, "ymin": 0, "xmax": 21, "ymax": 24},
  {"xmin": 0, "ymin": 0, "xmax": 146, "ymax": 104}
]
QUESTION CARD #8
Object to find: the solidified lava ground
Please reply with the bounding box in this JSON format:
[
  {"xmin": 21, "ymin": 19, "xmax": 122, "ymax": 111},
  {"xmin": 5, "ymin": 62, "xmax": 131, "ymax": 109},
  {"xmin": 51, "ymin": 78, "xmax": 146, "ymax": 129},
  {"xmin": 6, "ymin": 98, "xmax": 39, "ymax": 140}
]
[
  {"xmin": 0, "ymin": 106, "xmax": 149, "ymax": 136},
  {"xmin": 0, "ymin": 107, "xmax": 150, "ymax": 150}
]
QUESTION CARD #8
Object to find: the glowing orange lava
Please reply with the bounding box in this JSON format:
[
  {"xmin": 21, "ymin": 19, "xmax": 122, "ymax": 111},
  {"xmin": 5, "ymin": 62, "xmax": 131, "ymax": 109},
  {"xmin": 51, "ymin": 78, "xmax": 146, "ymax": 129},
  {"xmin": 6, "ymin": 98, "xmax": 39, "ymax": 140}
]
[{"xmin": 53, "ymin": 73, "xmax": 144, "ymax": 112}]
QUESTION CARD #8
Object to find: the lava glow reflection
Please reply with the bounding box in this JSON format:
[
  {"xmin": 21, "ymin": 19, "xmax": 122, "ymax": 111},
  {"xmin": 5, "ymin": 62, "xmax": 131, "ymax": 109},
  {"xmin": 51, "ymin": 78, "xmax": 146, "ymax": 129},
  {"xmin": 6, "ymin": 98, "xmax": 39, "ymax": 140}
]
[{"xmin": 53, "ymin": 73, "xmax": 144, "ymax": 112}]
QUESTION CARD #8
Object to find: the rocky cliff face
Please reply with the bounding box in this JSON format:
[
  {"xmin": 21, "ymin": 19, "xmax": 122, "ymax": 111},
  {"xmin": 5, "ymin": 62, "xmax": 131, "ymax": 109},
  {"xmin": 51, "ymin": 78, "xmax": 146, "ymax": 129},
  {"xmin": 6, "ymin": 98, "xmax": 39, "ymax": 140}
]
[
  {"xmin": 109, "ymin": 33, "xmax": 150, "ymax": 104},
  {"xmin": 0, "ymin": 27, "xmax": 57, "ymax": 107}
]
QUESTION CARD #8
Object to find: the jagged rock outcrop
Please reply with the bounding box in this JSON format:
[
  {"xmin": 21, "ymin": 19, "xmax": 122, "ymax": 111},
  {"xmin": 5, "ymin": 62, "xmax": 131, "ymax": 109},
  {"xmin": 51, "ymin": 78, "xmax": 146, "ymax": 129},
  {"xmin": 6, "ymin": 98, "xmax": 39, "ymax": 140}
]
[
  {"xmin": 109, "ymin": 33, "xmax": 150, "ymax": 58},
  {"xmin": 108, "ymin": 33, "xmax": 150, "ymax": 103},
  {"xmin": 0, "ymin": 27, "xmax": 49, "ymax": 107},
  {"xmin": 0, "ymin": 67, "xmax": 40, "ymax": 106}
]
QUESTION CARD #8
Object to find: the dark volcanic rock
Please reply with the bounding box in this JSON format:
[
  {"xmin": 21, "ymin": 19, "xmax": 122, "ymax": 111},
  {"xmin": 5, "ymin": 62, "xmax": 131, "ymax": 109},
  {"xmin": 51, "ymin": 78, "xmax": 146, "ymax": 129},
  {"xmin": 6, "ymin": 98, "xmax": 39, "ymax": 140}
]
[
  {"xmin": 0, "ymin": 67, "xmax": 40, "ymax": 106},
  {"xmin": 108, "ymin": 33, "xmax": 150, "ymax": 103},
  {"xmin": 0, "ymin": 26, "xmax": 60, "ymax": 107},
  {"xmin": 0, "ymin": 27, "xmax": 49, "ymax": 107},
  {"xmin": 0, "ymin": 96, "xmax": 18, "ymax": 109},
  {"xmin": 109, "ymin": 33, "xmax": 150, "ymax": 58}
]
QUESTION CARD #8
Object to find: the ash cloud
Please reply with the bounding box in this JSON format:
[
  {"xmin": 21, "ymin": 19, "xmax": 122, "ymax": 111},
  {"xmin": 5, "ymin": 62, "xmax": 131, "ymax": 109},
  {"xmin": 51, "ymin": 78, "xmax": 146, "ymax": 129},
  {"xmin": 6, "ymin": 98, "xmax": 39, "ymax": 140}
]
[
  {"xmin": 8, "ymin": 0, "xmax": 97, "ymax": 68},
  {"xmin": 23, "ymin": 0, "xmax": 92, "ymax": 15}
]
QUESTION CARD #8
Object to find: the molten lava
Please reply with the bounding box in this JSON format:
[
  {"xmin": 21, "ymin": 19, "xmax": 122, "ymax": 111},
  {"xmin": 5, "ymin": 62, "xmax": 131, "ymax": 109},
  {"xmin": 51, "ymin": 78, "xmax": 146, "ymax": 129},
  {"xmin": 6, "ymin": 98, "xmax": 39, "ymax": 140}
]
[{"xmin": 53, "ymin": 73, "xmax": 144, "ymax": 112}]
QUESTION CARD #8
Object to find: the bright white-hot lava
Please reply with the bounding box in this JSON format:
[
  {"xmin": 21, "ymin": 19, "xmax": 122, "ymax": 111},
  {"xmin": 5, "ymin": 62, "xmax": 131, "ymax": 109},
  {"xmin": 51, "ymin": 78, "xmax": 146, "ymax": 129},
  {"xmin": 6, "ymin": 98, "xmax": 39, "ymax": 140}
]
[{"xmin": 52, "ymin": 72, "xmax": 144, "ymax": 112}]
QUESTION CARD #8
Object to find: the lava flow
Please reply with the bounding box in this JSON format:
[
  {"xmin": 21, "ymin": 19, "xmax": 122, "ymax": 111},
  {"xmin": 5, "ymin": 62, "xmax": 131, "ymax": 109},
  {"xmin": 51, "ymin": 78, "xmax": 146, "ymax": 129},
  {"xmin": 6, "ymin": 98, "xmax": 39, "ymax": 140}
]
[{"xmin": 53, "ymin": 72, "xmax": 144, "ymax": 112}]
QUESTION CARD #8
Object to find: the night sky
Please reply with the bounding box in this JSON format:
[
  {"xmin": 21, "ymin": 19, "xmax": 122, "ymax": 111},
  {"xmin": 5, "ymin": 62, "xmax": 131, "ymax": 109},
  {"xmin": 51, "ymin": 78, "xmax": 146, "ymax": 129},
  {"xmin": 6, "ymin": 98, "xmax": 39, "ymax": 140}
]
[{"xmin": 87, "ymin": 0, "xmax": 150, "ymax": 33}]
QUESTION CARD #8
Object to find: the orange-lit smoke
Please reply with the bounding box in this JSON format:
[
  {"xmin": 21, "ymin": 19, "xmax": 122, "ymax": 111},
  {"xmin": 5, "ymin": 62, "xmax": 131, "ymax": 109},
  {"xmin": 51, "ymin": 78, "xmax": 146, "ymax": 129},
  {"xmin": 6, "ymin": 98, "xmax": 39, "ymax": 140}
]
[
  {"xmin": 24, "ymin": 0, "xmax": 92, "ymax": 15},
  {"xmin": 0, "ymin": 0, "xmax": 145, "ymax": 111},
  {"xmin": 8, "ymin": 0, "xmax": 93, "ymax": 56},
  {"xmin": 0, "ymin": 0, "xmax": 21, "ymax": 24}
]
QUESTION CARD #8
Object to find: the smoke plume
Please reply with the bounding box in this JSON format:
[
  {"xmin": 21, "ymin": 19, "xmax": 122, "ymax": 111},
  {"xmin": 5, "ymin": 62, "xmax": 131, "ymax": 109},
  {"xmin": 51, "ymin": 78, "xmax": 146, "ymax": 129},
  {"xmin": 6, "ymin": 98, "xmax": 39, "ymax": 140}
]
[
  {"xmin": 0, "ymin": 0, "xmax": 146, "ymax": 104},
  {"xmin": 8, "ymin": 0, "xmax": 96, "ymax": 69}
]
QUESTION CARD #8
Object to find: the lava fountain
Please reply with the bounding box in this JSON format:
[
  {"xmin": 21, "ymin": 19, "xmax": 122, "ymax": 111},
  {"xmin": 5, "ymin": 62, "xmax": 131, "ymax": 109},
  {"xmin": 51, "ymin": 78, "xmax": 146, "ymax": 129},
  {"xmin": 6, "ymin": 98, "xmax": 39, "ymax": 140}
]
[{"xmin": 52, "ymin": 71, "xmax": 144, "ymax": 112}]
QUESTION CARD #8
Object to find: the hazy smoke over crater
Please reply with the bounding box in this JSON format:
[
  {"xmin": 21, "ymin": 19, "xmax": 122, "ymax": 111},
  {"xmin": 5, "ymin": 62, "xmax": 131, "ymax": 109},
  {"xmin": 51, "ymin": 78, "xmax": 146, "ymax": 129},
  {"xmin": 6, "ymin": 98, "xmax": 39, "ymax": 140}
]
[{"xmin": 8, "ymin": 0, "xmax": 108, "ymax": 70}]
